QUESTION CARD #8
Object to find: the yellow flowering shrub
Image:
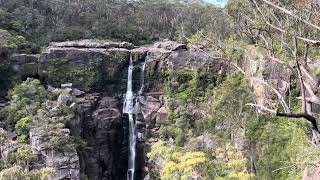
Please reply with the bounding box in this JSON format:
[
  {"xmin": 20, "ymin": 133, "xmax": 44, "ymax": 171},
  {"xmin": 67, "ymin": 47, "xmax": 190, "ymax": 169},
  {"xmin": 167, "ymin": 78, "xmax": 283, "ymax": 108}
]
[{"xmin": 148, "ymin": 141, "xmax": 206, "ymax": 180}]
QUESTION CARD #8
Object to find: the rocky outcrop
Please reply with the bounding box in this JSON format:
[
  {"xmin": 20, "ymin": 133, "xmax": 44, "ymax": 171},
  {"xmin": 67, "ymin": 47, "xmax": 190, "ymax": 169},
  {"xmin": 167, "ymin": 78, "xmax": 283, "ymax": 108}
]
[
  {"xmin": 78, "ymin": 95, "xmax": 127, "ymax": 180},
  {"xmin": 27, "ymin": 86, "xmax": 128, "ymax": 180},
  {"xmin": 303, "ymin": 166, "xmax": 320, "ymax": 180},
  {"xmin": 10, "ymin": 54, "xmax": 40, "ymax": 80},
  {"xmin": 3, "ymin": 40, "xmax": 226, "ymax": 95},
  {"xmin": 30, "ymin": 128, "xmax": 80, "ymax": 180},
  {"xmin": 140, "ymin": 96, "xmax": 166, "ymax": 129},
  {"xmin": 39, "ymin": 46, "xmax": 129, "ymax": 92},
  {"xmin": 51, "ymin": 40, "xmax": 134, "ymax": 49},
  {"xmin": 244, "ymin": 46, "xmax": 292, "ymax": 107},
  {"xmin": 0, "ymin": 53, "xmax": 40, "ymax": 97}
]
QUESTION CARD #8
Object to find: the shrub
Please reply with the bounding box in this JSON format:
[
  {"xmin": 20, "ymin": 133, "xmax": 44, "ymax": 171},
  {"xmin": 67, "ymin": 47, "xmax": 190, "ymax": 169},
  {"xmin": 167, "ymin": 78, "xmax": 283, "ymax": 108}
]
[
  {"xmin": 5, "ymin": 78, "xmax": 49, "ymax": 127},
  {"xmin": 148, "ymin": 141, "xmax": 207, "ymax": 180},
  {"xmin": 0, "ymin": 29, "xmax": 26, "ymax": 55},
  {"xmin": 15, "ymin": 116, "xmax": 31, "ymax": 142}
]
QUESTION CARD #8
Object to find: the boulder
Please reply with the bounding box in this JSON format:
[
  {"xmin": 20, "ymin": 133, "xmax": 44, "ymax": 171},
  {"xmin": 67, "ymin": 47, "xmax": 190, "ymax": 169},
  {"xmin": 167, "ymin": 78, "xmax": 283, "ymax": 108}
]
[
  {"xmin": 303, "ymin": 166, "xmax": 320, "ymax": 180},
  {"xmin": 145, "ymin": 157, "xmax": 166, "ymax": 180},
  {"xmin": 57, "ymin": 94, "xmax": 72, "ymax": 107},
  {"xmin": 140, "ymin": 96, "xmax": 162, "ymax": 129},
  {"xmin": 186, "ymin": 134, "xmax": 217, "ymax": 152},
  {"xmin": 152, "ymin": 41, "xmax": 187, "ymax": 51},
  {"xmin": 72, "ymin": 88, "xmax": 85, "ymax": 96}
]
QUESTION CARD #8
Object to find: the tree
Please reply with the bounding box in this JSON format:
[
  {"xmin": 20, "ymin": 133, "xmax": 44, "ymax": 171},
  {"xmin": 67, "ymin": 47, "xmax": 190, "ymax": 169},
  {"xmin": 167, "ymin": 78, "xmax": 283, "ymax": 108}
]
[
  {"xmin": 223, "ymin": 0, "xmax": 320, "ymax": 148},
  {"xmin": 5, "ymin": 78, "xmax": 49, "ymax": 127},
  {"xmin": 0, "ymin": 29, "xmax": 25, "ymax": 56}
]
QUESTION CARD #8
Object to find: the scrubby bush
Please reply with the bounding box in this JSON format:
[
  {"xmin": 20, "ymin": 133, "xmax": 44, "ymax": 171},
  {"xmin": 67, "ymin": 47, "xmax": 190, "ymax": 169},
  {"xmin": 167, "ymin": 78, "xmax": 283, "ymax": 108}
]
[
  {"xmin": 148, "ymin": 141, "xmax": 207, "ymax": 180},
  {"xmin": 0, "ymin": 29, "xmax": 26, "ymax": 55},
  {"xmin": 5, "ymin": 78, "xmax": 49, "ymax": 126},
  {"xmin": 3, "ymin": 78, "xmax": 49, "ymax": 142},
  {"xmin": 15, "ymin": 116, "xmax": 31, "ymax": 143},
  {"xmin": 0, "ymin": 165, "xmax": 54, "ymax": 180}
]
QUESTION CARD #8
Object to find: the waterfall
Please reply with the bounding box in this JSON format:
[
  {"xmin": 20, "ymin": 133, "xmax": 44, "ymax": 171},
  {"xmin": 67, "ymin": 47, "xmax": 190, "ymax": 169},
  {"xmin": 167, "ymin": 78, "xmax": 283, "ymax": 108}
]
[
  {"xmin": 124, "ymin": 54, "xmax": 136, "ymax": 180},
  {"xmin": 138, "ymin": 52, "xmax": 148, "ymax": 96},
  {"xmin": 124, "ymin": 52, "xmax": 148, "ymax": 180}
]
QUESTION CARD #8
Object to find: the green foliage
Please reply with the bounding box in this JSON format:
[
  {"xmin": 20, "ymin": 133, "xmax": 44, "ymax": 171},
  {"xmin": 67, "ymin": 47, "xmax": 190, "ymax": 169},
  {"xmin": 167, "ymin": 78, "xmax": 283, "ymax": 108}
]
[
  {"xmin": 226, "ymin": 0, "xmax": 251, "ymax": 18},
  {"xmin": 187, "ymin": 30, "xmax": 225, "ymax": 53},
  {"xmin": 16, "ymin": 134, "xmax": 28, "ymax": 144},
  {"xmin": 43, "ymin": 60, "xmax": 99, "ymax": 91},
  {"xmin": 206, "ymin": 143, "xmax": 254, "ymax": 179},
  {"xmin": 148, "ymin": 141, "xmax": 254, "ymax": 180},
  {"xmin": 0, "ymin": 29, "xmax": 26, "ymax": 55},
  {"xmin": 249, "ymin": 117, "xmax": 320, "ymax": 179},
  {"xmin": 28, "ymin": 167, "xmax": 55, "ymax": 180},
  {"xmin": 161, "ymin": 68, "xmax": 219, "ymax": 146},
  {"xmin": 223, "ymin": 35, "xmax": 245, "ymax": 61},
  {"xmin": 0, "ymin": 0, "xmax": 227, "ymax": 50},
  {"xmin": 3, "ymin": 78, "xmax": 49, "ymax": 143},
  {"xmin": 7, "ymin": 145, "xmax": 35, "ymax": 169},
  {"xmin": 158, "ymin": 67, "xmax": 320, "ymax": 179},
  {"xmin": 166, "ymin": 69, "xmax": 216, "ymax": 104},
  {"xmin": 148, "ymin": 141, "xmax": 207, "ymax": 180},
  {"xmin": 196, "ymin": 72, "xmax": 253, "ymax": 135},
  {"xmin": 5, "ymin": 78, "xmax": 49, "ymax": 127},
  {"xmin": 0, "ymin": 129, "xmax": 8, "ymax": 145},
  {"xmin": 0, "ymin": 165, "xmax": 26, "ymax": 180},
  {"xmin": 0, "ymin": 165, "xmax": 54, "ymax": 180},
  {"xmin": 15, "ymin": 116, "xmax": 31, "ymax": 142}
]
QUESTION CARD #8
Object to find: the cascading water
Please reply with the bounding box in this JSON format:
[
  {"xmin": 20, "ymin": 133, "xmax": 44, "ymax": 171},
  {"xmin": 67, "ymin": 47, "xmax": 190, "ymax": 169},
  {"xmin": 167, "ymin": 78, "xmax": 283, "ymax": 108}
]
[
  {"xmin": 124, "ymin": 53, "xmax": 136, "ymax": 180},
  {"xmin": 124, "ymin": 52, "xmax": 148, "ymax": 180},
  {"xmin": 138, "ymin": 52, "xmax": 148, "ymax": 96}
]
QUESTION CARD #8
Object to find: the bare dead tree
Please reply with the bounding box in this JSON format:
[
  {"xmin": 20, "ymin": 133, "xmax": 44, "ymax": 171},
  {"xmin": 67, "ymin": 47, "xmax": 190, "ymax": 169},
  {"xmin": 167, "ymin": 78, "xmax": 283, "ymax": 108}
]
[{"xmin": 243, "ymin": 0, "xmax": 320, "ymax": 147}]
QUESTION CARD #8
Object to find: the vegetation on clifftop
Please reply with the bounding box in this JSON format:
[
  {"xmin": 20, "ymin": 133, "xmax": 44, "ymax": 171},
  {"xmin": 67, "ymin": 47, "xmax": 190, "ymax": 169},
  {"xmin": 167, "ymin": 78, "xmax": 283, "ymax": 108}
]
[{"xmin": 0, "ymin": 0, "xmax": 320, "ymax": 179}]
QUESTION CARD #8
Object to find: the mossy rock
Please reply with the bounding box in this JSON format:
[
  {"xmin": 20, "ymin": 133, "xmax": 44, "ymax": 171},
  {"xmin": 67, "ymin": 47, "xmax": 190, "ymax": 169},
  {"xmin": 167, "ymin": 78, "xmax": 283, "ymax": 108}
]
[
  {"xmin": 40, "ymin": 59, "xmax": 100, "ymax": 91},
  {"xmin": 39, "ymin": 48, "xmax": 130, "ymax": 92}
]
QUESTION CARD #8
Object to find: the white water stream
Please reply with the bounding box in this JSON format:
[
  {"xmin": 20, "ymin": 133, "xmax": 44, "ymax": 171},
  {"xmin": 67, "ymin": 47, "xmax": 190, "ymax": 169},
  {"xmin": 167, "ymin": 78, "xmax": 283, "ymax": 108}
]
[
  {"xmin": 124, "ymin": 52, "xmax": 148, "ymax": 180},
  {"xmin": 123, "ymin": 54, "xmax": 136, "ymax": 180}
]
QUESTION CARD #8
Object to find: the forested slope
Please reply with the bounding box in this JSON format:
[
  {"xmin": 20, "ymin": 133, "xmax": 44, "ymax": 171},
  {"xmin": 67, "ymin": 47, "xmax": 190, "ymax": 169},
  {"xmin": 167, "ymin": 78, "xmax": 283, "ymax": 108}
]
[{"xmin": 0, "ymin": 0, "xmax": 320, "ymax": 180}]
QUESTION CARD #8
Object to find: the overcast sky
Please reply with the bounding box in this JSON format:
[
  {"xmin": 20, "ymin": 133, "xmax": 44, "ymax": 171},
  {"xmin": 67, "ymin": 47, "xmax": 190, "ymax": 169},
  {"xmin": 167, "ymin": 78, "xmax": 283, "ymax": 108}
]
[{"xmin": 204, "ymin": 0, "xmax": 228, "ymax": 7}]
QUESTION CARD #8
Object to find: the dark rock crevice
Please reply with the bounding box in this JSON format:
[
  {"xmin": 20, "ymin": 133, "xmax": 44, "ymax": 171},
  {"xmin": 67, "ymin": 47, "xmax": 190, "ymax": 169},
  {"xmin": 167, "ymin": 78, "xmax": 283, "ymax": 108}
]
[{"xmin": 73, "ymin": 95, "xmax": 128, "ymax": 180}]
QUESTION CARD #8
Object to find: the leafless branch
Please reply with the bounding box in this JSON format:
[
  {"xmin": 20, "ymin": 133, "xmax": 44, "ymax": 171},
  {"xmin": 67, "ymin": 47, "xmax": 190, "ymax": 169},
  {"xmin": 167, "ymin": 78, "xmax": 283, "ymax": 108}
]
[
  {"xmin": 251, "ymin": 78, "xmax": 290, "ymax": 113},
  {"xmin": 261, "ymin": 0, "xmax": 320, "ymax": 31},
  {"xmin": 251, "ymin": 0, "xmax": 320, "ymax": 45},
  {"xmin": 246, "ymin": 103, "xmax": 277, "ymax": 113}
]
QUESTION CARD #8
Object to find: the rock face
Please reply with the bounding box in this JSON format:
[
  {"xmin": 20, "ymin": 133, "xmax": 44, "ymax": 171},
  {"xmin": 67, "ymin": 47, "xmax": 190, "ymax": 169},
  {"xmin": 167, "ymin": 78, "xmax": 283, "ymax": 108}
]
[
  {"xmin": 244, "ymin": 46, "xmax": 292, "ymax": 108},
  {"xmin": 1, "ymin": 40, "xmax": 228, "ymax": 180},
  {"xmin": 0, "ymin": 53, "xmax": 40, "ymax": 97},
  {"xmin": 10, "ymin": 53, "xmax": 40, "ymax": 80},
  {"xmin": 77, "ymin": 95, "xmax": 127, "ymax": 180},
  {"xmin": 50, "ymin": 40, "xmax": 134, "ymax": 49},
  {"xmin": 3, "ymin": 40, "xmax": 226, "ymax": 95},
  {"xmin": 30, "ymin": 128, "xmax": 80, "ymax": 180},
  {"xmin": 39, "ymin": 46, "xmax": 129, "ymax": 92}
]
